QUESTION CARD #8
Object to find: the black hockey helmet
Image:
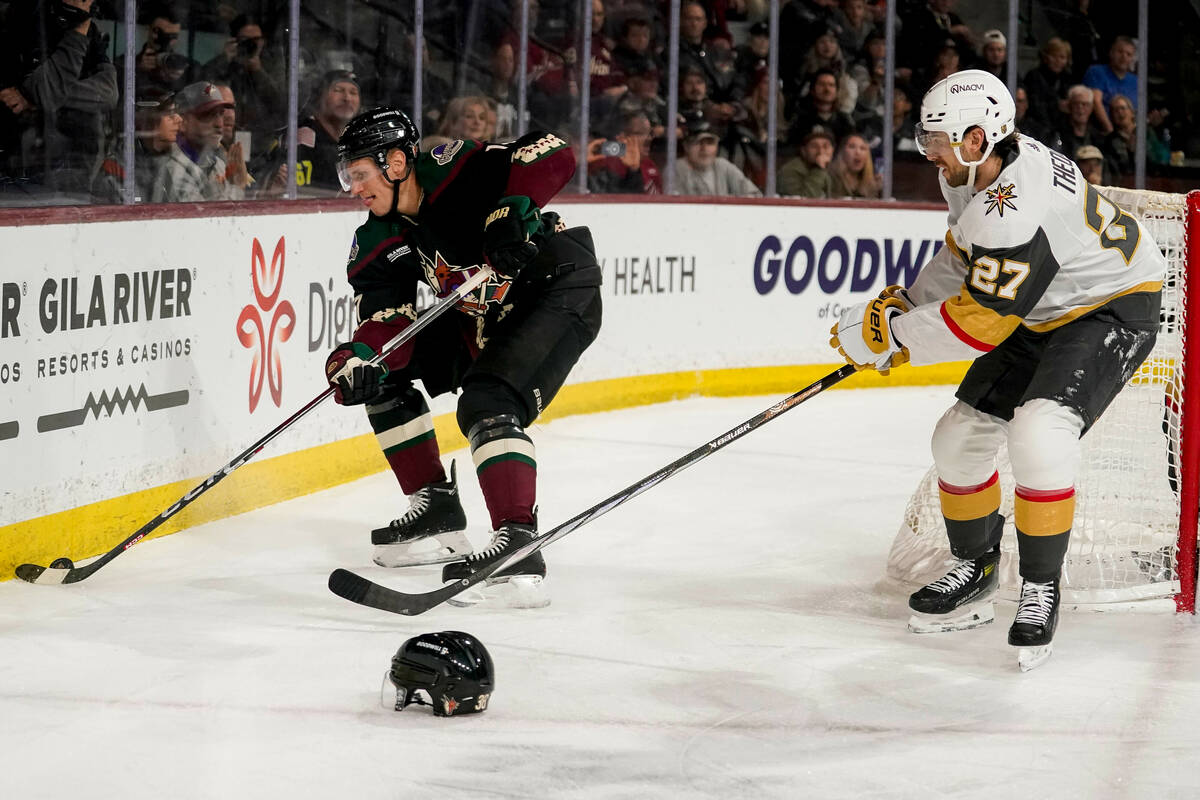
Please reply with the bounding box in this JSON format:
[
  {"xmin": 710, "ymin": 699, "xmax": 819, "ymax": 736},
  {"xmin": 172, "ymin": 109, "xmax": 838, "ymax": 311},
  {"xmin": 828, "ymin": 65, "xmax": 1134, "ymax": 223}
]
[
  {"xmin": 381, "ymin": 630, "xmax": 494, "ymax": 716},
  {"xmin": 336, "ymin": 107, "xmax": 420, "ymax": 191}
]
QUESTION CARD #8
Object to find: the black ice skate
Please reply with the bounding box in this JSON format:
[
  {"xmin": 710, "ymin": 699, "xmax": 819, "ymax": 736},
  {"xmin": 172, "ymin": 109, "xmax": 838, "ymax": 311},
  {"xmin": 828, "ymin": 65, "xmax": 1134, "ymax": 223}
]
[
  {"xmin": 907, "ymin": 546, "xmax": 1001, "ymax": 634},
  {"xmin": 1008, "ymin": 578, "xmax": 1060, "ymax": 672},
  {"xmin": 442, "ymin": 522, "xmax": 548, "ymax": 609},
  {"xmin": 371, "ymin": 462, "xmax": 471, "ymax": 567}
]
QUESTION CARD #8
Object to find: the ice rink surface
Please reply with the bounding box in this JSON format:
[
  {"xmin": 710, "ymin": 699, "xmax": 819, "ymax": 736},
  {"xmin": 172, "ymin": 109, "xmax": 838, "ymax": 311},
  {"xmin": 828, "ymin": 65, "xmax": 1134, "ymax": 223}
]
[{"xmin": 4, "ymin": 386, "xmax": 1200, "ymax": 800}]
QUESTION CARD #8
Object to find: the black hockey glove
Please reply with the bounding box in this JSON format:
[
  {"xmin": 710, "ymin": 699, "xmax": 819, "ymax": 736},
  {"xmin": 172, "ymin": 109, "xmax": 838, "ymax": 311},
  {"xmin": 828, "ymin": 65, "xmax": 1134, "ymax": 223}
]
[
  {"xmin": 483, "ymin": 196, "xmax": 542, "ymax": 279},
  {"xmin": 325, "ymin": 341, "xmax": 389, "ymax": 405}
]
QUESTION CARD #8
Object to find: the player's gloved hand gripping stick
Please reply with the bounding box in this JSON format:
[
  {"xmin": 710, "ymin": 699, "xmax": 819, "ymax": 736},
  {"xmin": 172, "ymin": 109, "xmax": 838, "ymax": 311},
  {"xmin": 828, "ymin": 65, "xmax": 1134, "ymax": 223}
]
[{"xmin": 14, "ymin": 268, "xmax": 496, "ymax": 586}]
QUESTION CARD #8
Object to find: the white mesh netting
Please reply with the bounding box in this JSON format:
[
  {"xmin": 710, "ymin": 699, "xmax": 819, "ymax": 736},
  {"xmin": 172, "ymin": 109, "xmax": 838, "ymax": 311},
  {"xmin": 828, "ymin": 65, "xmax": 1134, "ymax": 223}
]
[{"xmin": 887, "ymin": 187, "xmax": 1193, "ymax": 606}]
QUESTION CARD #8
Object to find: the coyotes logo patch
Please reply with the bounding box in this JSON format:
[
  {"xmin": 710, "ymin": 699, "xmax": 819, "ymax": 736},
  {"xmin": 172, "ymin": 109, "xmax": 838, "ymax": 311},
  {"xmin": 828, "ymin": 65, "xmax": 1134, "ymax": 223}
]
[
  {"xmin": 418, "ymin": 249, "xmax": 510, "ymax": 316},
  {"xmin": 985, "ymin": 182, "xmax": 1018, "ymax": 217}
]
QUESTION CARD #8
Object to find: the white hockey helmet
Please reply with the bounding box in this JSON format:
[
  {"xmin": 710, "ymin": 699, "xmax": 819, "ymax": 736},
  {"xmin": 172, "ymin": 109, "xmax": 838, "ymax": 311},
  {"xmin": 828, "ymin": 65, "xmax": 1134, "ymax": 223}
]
[{"xmin": 916, "ymin": 69, "xmax": 1016, "ymax": 167}]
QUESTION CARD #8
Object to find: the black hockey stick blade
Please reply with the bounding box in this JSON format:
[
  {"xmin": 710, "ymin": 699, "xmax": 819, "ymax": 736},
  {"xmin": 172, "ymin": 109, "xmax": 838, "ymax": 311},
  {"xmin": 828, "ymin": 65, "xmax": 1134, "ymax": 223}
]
[
  {"xmin": 327, "ymin": 364, "xmax": 858, "ymax": 615},
  {"xmin": 15, "ymin": 269, "xmax": 495, "ymax": 586},
  {"xmin": 14, "ymin": 560, "xmax": 88, "ymax": 585}
]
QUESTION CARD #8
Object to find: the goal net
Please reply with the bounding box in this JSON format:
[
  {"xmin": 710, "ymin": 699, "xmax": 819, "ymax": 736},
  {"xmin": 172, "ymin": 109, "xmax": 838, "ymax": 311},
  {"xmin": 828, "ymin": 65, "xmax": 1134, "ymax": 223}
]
[{"xmin": 887, "ymin": 188, "xmax": 1200, "ymax": 610}]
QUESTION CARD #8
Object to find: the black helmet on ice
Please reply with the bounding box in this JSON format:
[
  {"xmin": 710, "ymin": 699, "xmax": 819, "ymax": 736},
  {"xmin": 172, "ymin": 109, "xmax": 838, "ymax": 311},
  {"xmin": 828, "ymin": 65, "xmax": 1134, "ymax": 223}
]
[
  {"xmin": 336, "ymin": 107, "xmax": 420, "ymax": 190},
  {"xmin": 381, "ymin": 630, "xmax": 494, "ymax": 716}
]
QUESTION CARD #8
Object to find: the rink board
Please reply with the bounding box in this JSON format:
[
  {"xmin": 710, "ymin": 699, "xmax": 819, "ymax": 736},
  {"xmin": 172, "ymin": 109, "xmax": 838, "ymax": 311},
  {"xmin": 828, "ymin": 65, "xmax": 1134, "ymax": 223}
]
[{"xmin": 0, "ymin": 199, "xmax": 958, "ymax": 577}]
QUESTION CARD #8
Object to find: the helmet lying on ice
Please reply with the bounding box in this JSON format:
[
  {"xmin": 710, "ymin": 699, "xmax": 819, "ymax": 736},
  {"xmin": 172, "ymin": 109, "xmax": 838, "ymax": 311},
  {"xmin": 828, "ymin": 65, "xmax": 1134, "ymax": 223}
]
[{"xmin": 381, "ymin": 630, "xmax": 494, "ymax": 716}]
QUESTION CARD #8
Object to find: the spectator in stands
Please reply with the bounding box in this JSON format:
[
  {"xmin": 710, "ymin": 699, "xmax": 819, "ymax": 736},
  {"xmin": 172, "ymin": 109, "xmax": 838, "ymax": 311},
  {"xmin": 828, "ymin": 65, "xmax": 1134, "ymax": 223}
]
[
  {"xmin": 912, "ymin": 41, "xmax": 961, "ymax": 100},
  {"xmin": 1083, "ymin": 35, "xmax": 1138, "ymax": 134},
  {"xmin": 202, "ymin": 14, "xmax": 284, "ymax": 152},
  {"xmin": 727, "ymin": 66, "xmax": 785, "ymax": 190},
  {"xmin": 778, "ymin": 0, "xmax": 841, "ymax": 87},
  {"xmin": 1073, "ymin": 144, "xmax": 1105, "ymax": 186},
  {"xmin": 1104, "ymin": 93, "xmax": 1169, "ymax": 180},
  {"xmin": 834, "ymin": 0, "xmax": 875, "ymax": 61},
  {"xmin": 586, "ymin": 110, "xmax": 661, "ymax": 193},
  {"xmin": 438, "ymin": 96, "xmax": 494, "ymax": 141},
  {"xmin": 899, "ymin": 0, "xmax": 975, "ymax": 75},
  {"xmin": 786, "ymin": 68, "xmax": 855, "ymax": 147},
  {"xmin": 828, "ymin": 131, "xmax": 879, "ymax": 198},
  {"xmin": 213, "ymin": 82, "xmax": 253, "ymax": 197},
  {"xmin": 777, "ymin": 127, "xmax": 835, "ymax": 197},
  {"xmin": 891, "ymin": 84, "xmax": 918, "ymax": 153},
  {"xmin": 702, "ymin": 26, "xmax": 741, "ymax": 99},
  {"xmin": 848, "ymin": 31, "xmax": 885, "ymax": 101},
  {"xmin": 1050, "ymin": 0, "xmax": 1100, "ymax": 82},
  {"xmin": 675, "ymin": 118, "xmax": 761, "ymax": 197},
  {"xmin": 1023, "ymin": 37, "xmax": 1072, "ymax": 134},
  {"xmin": 477, "ymin": 43, "xmax": 520, "ymax": 139},
  {"xmin": 496, "ymin": 0, "xmax": 577, "ymax": 134},
  {"xmin": 93, "ymin": 88, "xmax": 181, "ymax": 203},
  {"xmin": 589, "ymin": 0, "xmax": 625, "ymax": 98},
  {"xmin": 134, "ymin": 90, "xmax": 182, "ymax": 200},
  {"xmin": 120, "ymin": 3, "xmax": 197, "ymax": 95},
  {"xmin": 795, "ymin": 27, "xmax": 857, "ymax": 114},
  {"xmin": 0, "ymin": 0, "xmax": 118, "ymax": 197},
  {"xmin": 678, "ymin": 66, "xmax": 740, "ymax": 143},
  {"xmin": 678, "ymin": 0, "xmax": 739, "ymax": 104},
  {"xmin": 612, "ymin": 16, "xmax": 659, "ymax": 79},
  {"xmin": 296, "ymin": 70, "xmax": 361, "ymax": 192},
  {"xmin": 1056, "ymin": 83, "xmax": 1106, "ymax": 161},
  {"xmin": 616, "ymin": 55, "xmax": 667, "ymax": 141},
  {"xmin": 151, "ymin": 81, "xmax": 241, "ymax": 202},
  {"xmin": 850, "ymin": 50, "xmax": 886, "ymax": 154},
  {"xmin": 1014, "ymin": 85, "xmax": 1058, "ymax": 149},
  {"xmin": 735, "ymin": 21, "xmax": 771, "ymax": 94},
  {"xmin": 977, "ymin": 30, "xmax": 1007, "ymax": 81}
]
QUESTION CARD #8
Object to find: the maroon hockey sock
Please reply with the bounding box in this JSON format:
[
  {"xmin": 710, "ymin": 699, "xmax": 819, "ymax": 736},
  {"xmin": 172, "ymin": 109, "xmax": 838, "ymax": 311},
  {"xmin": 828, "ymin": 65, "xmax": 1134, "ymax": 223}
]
[
  {"xmin": 385, "ymin": 438, "xmax": 447, "ymax": 495},
  {"xmin": 368, "ymin": 401, "xmax": 447, "ymax": 495},
  {"xmin": 476, "ymin": 459, "xmax": 537, "ymax": 530}
]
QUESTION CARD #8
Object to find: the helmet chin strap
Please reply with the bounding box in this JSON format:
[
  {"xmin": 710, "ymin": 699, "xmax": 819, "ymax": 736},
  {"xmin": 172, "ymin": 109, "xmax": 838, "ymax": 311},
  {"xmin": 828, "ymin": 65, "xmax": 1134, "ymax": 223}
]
[
  {"xmin": 952, "ymin": 139, "xmax": 996, "ymax": 194},
  {"xmin": 382, "ymin": 158, "xmax": 416, "ymax": 213}
]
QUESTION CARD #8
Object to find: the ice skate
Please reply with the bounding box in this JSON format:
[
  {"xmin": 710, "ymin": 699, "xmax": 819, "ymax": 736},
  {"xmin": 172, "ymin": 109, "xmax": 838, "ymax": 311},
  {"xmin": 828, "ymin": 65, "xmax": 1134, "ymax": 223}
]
[
  {"xmin": 1009, "ymin": 578, "xmax": 1059, "ymax": 672},
  {"xmin": 442, "ymin": 522, "xmax": 548, "ymax": 609},
  {"xmin": 907, "ymin": 546, "xmax": 1000, "ymax": 633},
  {"xmin": 371, "ymin": 462, "xmax": 471, "ymax": 567}
]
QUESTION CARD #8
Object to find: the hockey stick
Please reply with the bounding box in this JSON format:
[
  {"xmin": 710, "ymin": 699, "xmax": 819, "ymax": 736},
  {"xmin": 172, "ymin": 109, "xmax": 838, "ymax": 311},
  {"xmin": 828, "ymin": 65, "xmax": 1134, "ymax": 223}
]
[
  {"xmin": 15, "ymin": 269, "xmax": 496, "ymax": 586},
  {"xmin": 328, "ymin": 363, "xmax": 859, "ymax": 615}
]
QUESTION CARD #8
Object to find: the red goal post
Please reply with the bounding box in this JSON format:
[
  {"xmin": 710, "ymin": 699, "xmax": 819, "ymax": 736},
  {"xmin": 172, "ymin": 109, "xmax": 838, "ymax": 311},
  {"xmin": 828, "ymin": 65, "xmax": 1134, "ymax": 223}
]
[{"xmin": 887, "ymin": 189, "xmax": 1200, "ymax": 612}]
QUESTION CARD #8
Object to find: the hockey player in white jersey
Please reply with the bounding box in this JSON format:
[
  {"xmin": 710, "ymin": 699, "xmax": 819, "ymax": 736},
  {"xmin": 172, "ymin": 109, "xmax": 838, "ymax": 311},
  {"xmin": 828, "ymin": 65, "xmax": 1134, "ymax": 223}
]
[{"xmin": 830, "ymin": 69, "xmax": 1165, "ymax": 670}]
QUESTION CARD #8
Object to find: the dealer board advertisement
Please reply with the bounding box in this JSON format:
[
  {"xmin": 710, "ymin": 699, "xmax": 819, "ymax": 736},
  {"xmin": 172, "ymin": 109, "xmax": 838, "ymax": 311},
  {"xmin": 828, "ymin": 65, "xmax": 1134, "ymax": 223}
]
[{"xmin": 0, "ymin": 200, "xmax": 949, "ymax": 524}]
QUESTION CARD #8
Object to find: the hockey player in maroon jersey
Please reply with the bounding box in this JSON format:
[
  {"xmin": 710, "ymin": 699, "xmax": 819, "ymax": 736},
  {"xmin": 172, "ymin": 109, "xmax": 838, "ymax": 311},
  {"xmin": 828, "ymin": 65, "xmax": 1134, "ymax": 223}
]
[
  {"xmin": 830, "ymin": 71, "xmax": 1165, "ymax": 669},
  {"xmin": 324, "ymin": 107, "xmax": 602, "ymax": 608}
]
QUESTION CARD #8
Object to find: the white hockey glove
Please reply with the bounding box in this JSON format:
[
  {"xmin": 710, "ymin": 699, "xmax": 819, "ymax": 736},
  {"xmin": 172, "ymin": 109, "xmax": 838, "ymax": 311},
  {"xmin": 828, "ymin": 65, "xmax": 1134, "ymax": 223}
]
[{"xmin": 829, "ymin": 295, "xmax": 910, "ymax": 375}]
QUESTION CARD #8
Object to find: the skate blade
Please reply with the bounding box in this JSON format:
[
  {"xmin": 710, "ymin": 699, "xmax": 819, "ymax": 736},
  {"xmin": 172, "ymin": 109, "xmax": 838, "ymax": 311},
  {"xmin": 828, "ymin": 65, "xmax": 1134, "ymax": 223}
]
[
  {"xmin": 372, "ymin": 532, "xmax": 473, "ymax": 568},
  {"xmin": 1017, "ymin": 644, "xmax": 1053, "ymax": 672},
  {"xmin": 446, "ymin": 575, "xmax": 550, "ymax": 609},
  {"xmin": 907, "ymin": 601, "xmax": 995, "ymax": 634}
]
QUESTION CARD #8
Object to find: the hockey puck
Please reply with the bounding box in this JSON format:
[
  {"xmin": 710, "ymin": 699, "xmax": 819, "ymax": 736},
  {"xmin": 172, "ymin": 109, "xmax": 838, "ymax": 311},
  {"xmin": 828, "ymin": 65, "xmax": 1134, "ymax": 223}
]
[{"xmin": 50, "ymin": 558, "xmax": 75, "ymax": 570}]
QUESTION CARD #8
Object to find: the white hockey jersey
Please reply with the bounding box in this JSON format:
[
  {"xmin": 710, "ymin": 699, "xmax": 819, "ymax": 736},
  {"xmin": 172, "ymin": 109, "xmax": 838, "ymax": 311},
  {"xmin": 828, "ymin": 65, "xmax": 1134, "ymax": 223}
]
[{"xmin": 893, "ymin": 135, "xmax": 1166, "ymax": 365}]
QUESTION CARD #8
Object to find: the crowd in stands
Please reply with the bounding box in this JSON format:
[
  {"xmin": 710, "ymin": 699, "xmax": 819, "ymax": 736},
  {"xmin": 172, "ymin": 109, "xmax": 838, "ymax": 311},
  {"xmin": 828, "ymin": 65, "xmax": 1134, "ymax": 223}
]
[{"xmin": 0, "ymin": 0, "xmax": 1192, "ymax": 206}]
